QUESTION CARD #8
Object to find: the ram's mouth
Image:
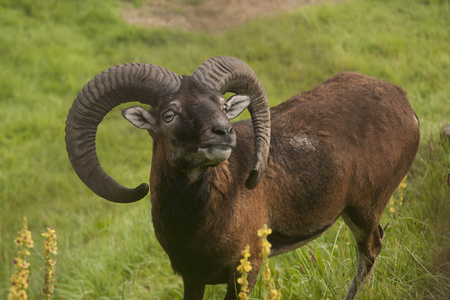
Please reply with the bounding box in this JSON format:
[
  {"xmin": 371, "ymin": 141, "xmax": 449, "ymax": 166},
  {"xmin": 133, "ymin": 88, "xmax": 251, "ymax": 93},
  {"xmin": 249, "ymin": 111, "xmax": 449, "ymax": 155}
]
[{"xmin": 198, "ymin": 144, "xmax": 233, "ymax": 164}]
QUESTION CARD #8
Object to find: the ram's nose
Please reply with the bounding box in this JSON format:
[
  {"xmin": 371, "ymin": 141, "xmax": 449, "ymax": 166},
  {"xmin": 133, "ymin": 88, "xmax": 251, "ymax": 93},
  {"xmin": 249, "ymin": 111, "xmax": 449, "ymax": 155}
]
[
  {"xmin": 212, "ymin": 126, "xmax": 236, "ymax": 147},
  {"xmin": 212, "ymin": 126, "xmax": 233, "ymax": 136}
]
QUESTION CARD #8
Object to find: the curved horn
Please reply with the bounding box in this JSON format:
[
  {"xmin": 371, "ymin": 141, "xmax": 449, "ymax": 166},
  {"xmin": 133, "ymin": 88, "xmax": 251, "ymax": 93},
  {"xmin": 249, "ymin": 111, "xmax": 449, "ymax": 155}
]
[
  {"xmin": 192, "ymin": 56, "xmax": 271, "ymax": 189},
  {"xmin": 65, "ymin": 63, "xmax": 182, "ymax": 203}
]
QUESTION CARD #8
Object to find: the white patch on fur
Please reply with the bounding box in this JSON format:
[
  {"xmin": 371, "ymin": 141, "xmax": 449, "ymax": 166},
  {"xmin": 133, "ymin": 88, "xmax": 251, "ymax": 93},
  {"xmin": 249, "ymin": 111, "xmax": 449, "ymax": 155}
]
[{"xmin": 289, "ymin": 133, "xmax": 317, "ymax": 151}]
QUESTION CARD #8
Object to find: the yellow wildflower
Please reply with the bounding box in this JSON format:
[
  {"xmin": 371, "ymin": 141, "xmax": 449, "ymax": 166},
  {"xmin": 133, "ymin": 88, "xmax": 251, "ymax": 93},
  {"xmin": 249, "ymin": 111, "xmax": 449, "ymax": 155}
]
[
  {"xmin": 398, "ymin": 176, "xmax": 407, "ymax": 206},
  {"xmin": 257, "ymin": 225, "xmax": 272, "ymax": 239},
  {"xmin": 237, "ymin": 246, "xmax": 251, "ymax": 300},
  {"xmin": 238, "ymin": 226, "xmax": 282, "ymax": 299},
  {"xmin": 42, "ymin": 227, "xmax": 57, "ymax": 299},
  {"xmin": 398, "ymin": 176, "xmax": 407, "ymax": 190},
  {"xmin": 258, "ymin": 224, "xmax": 281, "ymax": 300},
  {"xmin": 238, "ymin": 258, "xmax": 252, "ymax": 273},
  {"xmin": 9, "ymin": 218, "xmax": 33, "ymax": 300},
  {"xmin": 270, "ymin": 288, "xmax": 281, "ymax": 299},
  {"xmin": 389, "ymin": 176, "xmax": 408, "ymax": 213}
]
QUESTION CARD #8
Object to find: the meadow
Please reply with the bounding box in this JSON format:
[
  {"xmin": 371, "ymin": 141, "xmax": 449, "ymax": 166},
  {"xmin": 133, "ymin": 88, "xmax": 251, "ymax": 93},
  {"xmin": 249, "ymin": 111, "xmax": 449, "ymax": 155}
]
[{"xmin": 0, "ymin": 0, "xmax": 449, "ymax": 298}]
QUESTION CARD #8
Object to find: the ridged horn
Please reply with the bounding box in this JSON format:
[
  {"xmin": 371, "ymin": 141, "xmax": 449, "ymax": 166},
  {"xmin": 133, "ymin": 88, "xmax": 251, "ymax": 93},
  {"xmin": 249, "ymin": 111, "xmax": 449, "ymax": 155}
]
[
  {"xmin": 192, "ymin": 56, "xmax": 271, "ymax": 189},
  {"xmin": 65, "ymin": 63, "xmax": 182, "ymax": 203}
]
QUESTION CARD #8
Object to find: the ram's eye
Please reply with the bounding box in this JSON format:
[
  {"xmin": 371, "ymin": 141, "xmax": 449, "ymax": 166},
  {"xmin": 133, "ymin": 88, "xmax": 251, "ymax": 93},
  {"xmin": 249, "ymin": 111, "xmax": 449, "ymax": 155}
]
[{"xmin": 162, "ymin": 110, "xmax": 175, "ymax": 123}]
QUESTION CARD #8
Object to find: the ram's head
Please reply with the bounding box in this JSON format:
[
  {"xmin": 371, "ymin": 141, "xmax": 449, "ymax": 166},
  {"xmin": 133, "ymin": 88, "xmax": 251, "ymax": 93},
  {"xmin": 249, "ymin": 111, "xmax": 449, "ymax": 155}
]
[
  {"xmin": 122, "ymin": 76, "xmax": 252, "ymax": 171},
  {"xmin": 65, "ymin": 56, "xmax": 271, "ymax": 203}
]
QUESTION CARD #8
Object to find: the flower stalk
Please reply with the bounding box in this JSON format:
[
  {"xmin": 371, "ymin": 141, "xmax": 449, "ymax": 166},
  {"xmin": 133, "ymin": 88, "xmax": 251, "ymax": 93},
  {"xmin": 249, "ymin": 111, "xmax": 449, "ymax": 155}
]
[
  {"xmin": 237, "ymin": 245, "xmax": 252, "ymax": 300},
  {"xmin": 389, "ymin": 175, "xmax": 408, "ymax": 213},
  {"xmin": 9, "ymin": 217, "xmax": 34, "ymax": 300},
  {"xmin": 258, "ymin": 224, "xmax": 281, "ymax": 300},
  {"xmin": 42, "ymin": 227, "xmax": 57, "ymax": 299}
]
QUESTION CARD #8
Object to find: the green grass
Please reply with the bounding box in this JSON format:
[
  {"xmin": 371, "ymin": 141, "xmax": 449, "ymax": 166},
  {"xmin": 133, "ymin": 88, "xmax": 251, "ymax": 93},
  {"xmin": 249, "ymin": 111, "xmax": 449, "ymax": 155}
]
[{"xmin": 1, "ymin": 0, "xmax": 449, "ymax": 298}]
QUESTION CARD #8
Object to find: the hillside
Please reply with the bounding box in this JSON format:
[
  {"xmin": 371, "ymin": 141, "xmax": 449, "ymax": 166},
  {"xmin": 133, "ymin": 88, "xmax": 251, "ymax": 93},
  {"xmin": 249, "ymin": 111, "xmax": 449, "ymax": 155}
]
[{"xmin": 122, "ymin": 0, "xmax": 347, "ymax": 32}]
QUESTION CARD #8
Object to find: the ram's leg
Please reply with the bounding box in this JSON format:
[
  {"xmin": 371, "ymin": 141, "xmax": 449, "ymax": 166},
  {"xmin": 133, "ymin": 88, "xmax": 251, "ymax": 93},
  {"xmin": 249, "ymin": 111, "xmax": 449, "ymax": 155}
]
[
  {"xmin": 341, "ymin": 209, "xmax": 384, "ymax": 300},
  {"xmin": 182, "ymin": 277, "xmax": 205, "ymax": 300}
]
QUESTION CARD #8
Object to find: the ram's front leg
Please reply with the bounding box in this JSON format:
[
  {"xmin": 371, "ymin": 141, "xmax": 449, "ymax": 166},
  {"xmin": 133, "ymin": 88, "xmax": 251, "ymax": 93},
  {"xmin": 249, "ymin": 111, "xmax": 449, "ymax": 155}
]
[{"xmin": 182, "ymin": 277, "xmax": 205, "ymax": 300}]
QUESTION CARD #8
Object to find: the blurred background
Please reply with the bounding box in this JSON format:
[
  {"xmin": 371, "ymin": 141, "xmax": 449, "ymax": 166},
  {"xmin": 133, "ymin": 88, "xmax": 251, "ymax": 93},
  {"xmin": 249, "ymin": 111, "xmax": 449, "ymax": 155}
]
[{"xmin": 1, "ymin": 0, "xmax": 448, "ymax": 298}]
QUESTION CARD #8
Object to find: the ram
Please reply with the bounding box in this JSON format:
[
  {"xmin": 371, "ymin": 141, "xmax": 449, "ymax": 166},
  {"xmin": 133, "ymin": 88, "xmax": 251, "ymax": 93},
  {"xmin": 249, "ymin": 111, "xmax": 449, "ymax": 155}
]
[{"xmin": 65, "ymin": 56, "xmax": 420, "ymax": 299}]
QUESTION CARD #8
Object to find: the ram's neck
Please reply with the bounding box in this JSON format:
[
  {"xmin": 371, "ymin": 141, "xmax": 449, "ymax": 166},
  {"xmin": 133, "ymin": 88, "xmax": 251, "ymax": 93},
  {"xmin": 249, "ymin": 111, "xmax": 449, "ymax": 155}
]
[{"xmin": 149, "ymin": 159, "xmax": 235, "ymax": 245}]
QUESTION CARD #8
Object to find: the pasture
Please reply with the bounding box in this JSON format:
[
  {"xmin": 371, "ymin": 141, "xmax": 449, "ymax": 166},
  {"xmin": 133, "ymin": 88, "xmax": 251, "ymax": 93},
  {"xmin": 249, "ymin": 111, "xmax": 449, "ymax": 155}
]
[{"xmin": 0, "ymin": 0, "xmax": 449, "ymax": 298}]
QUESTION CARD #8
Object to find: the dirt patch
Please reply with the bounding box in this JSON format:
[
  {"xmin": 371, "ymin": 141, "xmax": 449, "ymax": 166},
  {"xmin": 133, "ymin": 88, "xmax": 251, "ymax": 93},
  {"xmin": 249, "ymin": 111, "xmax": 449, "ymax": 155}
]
[{"xmin": 122, "ymin": 0, "xmax": 346, "ymax": 33}]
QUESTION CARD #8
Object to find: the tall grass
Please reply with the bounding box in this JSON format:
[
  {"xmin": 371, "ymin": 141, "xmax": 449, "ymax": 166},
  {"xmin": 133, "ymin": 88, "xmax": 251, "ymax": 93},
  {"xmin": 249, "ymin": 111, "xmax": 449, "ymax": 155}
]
[{"xmin": 1, "ymin": 0, "xmax": 449, "ymax": 298}]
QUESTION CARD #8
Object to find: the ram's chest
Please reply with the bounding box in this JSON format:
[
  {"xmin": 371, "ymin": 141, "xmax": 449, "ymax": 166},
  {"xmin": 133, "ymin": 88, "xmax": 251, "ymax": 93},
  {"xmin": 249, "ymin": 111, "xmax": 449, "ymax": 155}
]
[
  {"xmin": 149, "ymin": 164, "xmax": 243, "ymax": 281},
  {"xmin": 153, "ymin": 213, "xmax": 240, "ymax": 284},
  {"xmin": 152, "ymin": 199, "xmax": 238, "ymax": 254},
  {"xmin": 151, "ymin": 201, "xmax": 201, "ymax": 252}
]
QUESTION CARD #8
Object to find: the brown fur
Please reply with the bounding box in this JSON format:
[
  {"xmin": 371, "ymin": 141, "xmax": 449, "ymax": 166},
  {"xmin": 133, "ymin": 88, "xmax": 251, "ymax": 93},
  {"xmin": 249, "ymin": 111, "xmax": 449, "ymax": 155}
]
[{"xmin": 144, "ymin": 72, "xmax": 418, "ymax": 299}]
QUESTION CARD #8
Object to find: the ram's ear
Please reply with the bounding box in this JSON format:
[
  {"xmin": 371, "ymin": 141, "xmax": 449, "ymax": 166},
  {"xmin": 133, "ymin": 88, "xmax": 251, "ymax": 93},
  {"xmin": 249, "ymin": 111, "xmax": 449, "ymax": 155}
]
[
  {"xmin": 225, "ymin": 95, "xmax": 251, "ymax": 120},
  {"xmin": 122, "ymin": 106, "xmax": 157, "ymax": 131}
]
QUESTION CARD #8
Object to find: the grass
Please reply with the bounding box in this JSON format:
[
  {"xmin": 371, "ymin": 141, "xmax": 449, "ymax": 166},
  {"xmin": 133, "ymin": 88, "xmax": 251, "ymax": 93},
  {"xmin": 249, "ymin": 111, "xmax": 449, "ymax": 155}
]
[{"xmin": 0, "ymin": 0, "xmax": 449, "ymax": 298}]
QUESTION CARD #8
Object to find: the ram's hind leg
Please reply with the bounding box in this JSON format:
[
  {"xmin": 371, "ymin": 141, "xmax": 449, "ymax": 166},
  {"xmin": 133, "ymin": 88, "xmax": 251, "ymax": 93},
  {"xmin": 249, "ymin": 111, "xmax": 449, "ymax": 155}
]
[{"xmin": 341, "ymin": 208, "xmax": 384, "ymax": 300}]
